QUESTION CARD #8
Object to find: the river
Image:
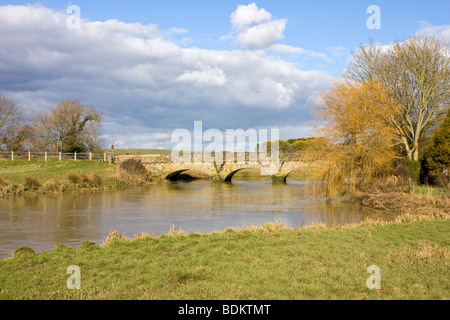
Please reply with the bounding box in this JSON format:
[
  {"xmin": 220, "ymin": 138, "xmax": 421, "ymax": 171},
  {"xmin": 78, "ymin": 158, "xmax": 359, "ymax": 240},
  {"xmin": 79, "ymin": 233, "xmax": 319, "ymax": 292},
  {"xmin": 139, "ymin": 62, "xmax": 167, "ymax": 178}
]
[{"xmin": 0, "ymin": 180, "xmax": 388, "ymax": 259}]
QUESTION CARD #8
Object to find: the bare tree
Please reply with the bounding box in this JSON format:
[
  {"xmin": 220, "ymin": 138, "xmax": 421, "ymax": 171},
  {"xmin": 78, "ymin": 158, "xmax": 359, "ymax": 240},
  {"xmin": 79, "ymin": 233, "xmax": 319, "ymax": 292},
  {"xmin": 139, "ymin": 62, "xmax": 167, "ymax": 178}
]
[
  {"xmin": 2, "ymin": 122, "xmax": 37, "ymax": 152},
  {"xmin": 0, "ymin": 96, "xmax": 24, "ymax": 151},
  {"xmin": 32, "ymin": 100, "xmax": 103, "ymax": 153},
  {"xmin": 344, "ymin": 34, "xmax": 450, "ymax": 161}
]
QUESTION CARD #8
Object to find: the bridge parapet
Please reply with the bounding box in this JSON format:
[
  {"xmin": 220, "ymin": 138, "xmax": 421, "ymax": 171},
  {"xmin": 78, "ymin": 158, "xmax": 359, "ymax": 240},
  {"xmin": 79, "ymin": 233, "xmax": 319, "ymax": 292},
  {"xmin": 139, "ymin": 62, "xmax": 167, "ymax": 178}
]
[
  {"xmin": 115, "ymin": 152, "xmax": 307, "ymax": 181},
  {"xmin": 115, "ymin": 152, "xmax": 304, "ymax": 165}
]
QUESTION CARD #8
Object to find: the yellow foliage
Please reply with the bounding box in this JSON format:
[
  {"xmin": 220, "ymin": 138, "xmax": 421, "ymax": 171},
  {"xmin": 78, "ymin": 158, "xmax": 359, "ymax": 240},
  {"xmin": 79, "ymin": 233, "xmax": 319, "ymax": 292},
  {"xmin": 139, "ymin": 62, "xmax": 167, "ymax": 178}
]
[{"xmin": 307, "ymin": 81, "xmax": 401, "ymax": 198}]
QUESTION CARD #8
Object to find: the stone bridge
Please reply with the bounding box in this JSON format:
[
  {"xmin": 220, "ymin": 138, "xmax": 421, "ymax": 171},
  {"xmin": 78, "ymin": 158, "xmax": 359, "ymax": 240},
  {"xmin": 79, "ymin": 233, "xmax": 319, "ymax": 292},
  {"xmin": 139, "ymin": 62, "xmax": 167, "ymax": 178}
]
[{"xmin": 116, "ymin": 152, "xmax": 308, "ymax": 183}]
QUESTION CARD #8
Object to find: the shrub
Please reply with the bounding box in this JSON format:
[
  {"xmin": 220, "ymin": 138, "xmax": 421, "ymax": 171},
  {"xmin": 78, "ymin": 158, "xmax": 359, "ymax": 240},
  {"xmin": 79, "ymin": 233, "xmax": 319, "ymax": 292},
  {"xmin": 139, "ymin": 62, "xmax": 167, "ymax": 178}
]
[
  {"xmin": 395, "ymin": 158, "xmax": 420, "ymax": 183},
  {"xmin": 81, "ymin": 173, "xmax": 92, "ymax": 185},
  {"xmin": 45, "ymin": 173, "xmax": 103, "ymax": 192},
  {"xmin": 67, "ymin": 173, "xmax": 82, "ymax": 184},
  {"xmin": 0, "ymin": 183, "xmax": 25, "ymax": 197},
  {"xmin": 11, "ymin": 247, "xmax": 36, "ymax": 258},
  {"xmin": 91, "ymin": 173, "xmax": 103, "ymax": 187},
  {"xmin": 41, "ymin": 180, "xmax": 76, "ymax": 194},
  {"xmin": 119, "ymin": 158, "xmax": 151, "ymax": 181},
  {"xmin": 101, "ymin": 229, "xmax": 130, "ymax": 247},
  {"xmin": 0, "ymin": 177, "xmax": 7, "ymax": 187},
  {"xmin": 79, "ymin": 173, "xmax": 102, "ymax": 188},
  {"xmin": 24, "ymin": 176, "xmax": 41, "ymax": 191}
]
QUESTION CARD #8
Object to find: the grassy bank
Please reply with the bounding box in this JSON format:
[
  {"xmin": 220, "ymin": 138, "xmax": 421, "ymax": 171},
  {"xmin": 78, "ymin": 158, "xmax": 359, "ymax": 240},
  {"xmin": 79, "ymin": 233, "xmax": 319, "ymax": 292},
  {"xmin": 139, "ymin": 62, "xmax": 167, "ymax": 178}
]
[
  {"xmin": 0, "ymin": 214, "xmax": 448, "ymax": 300},
  {"xmin": 0, "ymin": 160, "xmax": 324, "ymax": 197},
  {"xmin": 354, "ymin": 177, "xmax": 449, "ymax": 217},
  {"xmin": 0, "ymin": 160, "xmax": 154, "ymax": 197}
]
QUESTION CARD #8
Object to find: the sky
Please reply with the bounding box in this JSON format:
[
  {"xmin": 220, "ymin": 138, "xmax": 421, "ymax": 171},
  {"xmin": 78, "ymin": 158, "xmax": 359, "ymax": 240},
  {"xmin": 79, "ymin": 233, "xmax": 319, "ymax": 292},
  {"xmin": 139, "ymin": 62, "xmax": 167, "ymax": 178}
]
[{"xmin": 0, "ymin": 0, "xmax": 449, "ymax": 150}]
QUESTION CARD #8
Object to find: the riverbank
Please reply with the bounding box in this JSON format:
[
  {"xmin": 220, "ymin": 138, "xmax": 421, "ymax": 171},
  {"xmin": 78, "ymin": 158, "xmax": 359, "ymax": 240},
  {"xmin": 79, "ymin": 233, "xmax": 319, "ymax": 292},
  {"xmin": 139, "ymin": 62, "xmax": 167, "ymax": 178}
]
[
  {"xmin": 0, "ymin": 213, "xmax": 448, "ymax": 299},
  {"xmin": 0, "ymin": 159, "xmax": 318, "ymax": 197},
  {"xmin": 0, "ymin": 160, "xmax": 155, "ymax": 198},
  {"xmin": 2, "ymin": 161, "xmax": 448, "ymax": 217},
  {"xmin": 354, "ymin": 180, "xmax": 449, "ymax": 217}
]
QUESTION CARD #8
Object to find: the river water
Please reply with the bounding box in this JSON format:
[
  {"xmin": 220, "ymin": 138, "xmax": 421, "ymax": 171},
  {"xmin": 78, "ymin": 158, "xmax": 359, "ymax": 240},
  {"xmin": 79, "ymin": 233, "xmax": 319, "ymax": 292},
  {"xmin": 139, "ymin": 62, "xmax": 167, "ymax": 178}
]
[{"xmin": 0, "ymin": 180, "xmax": 387, "ymax": 259}]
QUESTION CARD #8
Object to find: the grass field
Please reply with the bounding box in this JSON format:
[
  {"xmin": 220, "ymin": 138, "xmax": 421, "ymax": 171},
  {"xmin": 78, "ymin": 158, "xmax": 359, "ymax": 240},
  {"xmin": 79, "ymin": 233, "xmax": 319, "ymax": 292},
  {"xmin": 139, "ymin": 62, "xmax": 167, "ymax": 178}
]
[
  {"xmin": 0, "ymin": 218, "xmax": 448, "ymax": 299},
  {"xmin": 0, "ymin": 160, "xmax": 116, "ymax": 185}
]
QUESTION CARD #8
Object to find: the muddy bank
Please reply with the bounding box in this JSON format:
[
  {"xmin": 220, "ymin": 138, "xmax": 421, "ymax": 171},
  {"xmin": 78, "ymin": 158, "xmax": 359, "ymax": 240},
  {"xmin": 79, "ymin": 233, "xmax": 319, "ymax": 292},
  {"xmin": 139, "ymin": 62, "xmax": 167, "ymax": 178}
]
[{"xmin": 355, "ymin": 191, "xmax": 450, "ymax": 216}]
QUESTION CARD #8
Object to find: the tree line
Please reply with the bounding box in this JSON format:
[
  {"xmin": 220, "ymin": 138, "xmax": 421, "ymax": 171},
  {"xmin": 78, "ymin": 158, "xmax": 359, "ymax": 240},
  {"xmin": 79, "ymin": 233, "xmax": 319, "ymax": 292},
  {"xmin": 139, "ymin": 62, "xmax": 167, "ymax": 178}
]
[
  {"xmin": 0, "ymin": 98, "xmax": 103, "ymax": 153},
  {"xmin": 260, "ymin": 138, "xmax": 317, "ymax": 153},
  {"xmin": 307, "ymin": 33, "xmax": 449, "ymax": 194}
]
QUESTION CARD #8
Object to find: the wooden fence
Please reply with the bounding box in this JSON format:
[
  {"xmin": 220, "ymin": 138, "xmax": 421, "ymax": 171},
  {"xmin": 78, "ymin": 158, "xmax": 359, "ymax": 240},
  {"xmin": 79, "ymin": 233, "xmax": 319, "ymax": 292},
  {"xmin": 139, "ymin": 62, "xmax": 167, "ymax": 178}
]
[{"xmin": 0, "ymin": 151, "xmax": 114, "ymax": 162}]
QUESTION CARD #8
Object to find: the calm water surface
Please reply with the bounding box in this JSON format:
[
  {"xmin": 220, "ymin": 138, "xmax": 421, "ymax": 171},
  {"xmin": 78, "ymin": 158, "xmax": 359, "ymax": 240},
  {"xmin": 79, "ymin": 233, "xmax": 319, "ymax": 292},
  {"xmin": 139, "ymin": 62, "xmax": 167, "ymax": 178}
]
[{"xmin": 0, "ymin": 180, "xmax": 388, "ymax": 259}]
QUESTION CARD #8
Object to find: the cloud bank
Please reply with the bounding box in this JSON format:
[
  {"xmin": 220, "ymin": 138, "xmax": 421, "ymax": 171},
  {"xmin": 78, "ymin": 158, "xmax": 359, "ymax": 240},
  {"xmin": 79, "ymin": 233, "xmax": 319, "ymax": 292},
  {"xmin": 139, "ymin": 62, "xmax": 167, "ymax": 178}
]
[{"xmin": 0, "ymin": 4, "xmax": 333, "ymax": 148}]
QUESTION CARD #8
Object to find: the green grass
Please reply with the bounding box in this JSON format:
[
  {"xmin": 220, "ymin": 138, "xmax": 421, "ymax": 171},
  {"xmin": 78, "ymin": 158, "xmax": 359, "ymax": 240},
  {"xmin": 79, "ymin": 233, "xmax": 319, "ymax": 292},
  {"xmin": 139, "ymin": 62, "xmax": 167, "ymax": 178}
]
[
  {"xmin": 0, "ymin": 219, "xmax": 448, "ymax": 300},
  {"xmin": 0, "ymin": 160, "xmax": 115, "ymax": 185},
  {"xmin": 410, "ymin": 185, "xmax": 449, "ymax": 196}
]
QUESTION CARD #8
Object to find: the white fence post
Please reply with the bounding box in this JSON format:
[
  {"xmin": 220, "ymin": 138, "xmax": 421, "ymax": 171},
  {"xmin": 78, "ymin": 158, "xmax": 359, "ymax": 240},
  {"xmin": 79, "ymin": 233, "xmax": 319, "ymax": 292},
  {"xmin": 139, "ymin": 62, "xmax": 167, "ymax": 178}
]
[
  {"xmin": 104, "ymin": 153, "xmax": 106, "ymax": 162},
  {"xmin": 28, "ymin": 151, "xmax": 31, "ymax": 161},
  {"xmin": 45, "ymin": 151, "xmax": 47, "ymax": 162},
  {"xmin": 11, "ymin": 151, "xmax": 14, "ymax": 161},
  {"xmin": 89, "ymin": 152, "xmax": 92, "ymax": 161},
  {"xmin": 74, "ymin": 152, "xmax": 77, "ymax": 161},
  {"xmin": 59, "ymin": 152, "xmax": 62, "ymax": 161}
]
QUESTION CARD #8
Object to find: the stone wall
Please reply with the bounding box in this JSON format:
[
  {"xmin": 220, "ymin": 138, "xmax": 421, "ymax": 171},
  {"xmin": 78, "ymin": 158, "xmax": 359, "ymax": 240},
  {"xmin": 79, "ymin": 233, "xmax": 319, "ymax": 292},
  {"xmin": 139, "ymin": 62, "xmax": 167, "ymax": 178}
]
[{"xmin": 115, "ymin": 153, "xmax": 308, "ymax": 178}]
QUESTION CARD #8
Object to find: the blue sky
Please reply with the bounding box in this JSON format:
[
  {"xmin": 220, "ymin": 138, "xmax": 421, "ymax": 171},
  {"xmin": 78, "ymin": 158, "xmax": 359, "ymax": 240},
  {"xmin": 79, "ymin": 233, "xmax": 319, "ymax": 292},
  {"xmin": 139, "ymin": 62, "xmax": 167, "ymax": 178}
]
[{"xmin": 0, "ymin": 1, "xmax": 449, "ymax": 148}]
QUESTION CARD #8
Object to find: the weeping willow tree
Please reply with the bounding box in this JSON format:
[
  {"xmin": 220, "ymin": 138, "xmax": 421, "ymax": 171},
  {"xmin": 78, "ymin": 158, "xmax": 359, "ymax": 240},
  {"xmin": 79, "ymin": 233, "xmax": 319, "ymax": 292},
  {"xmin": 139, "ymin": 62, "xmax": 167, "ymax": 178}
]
[{"xmin": 305, "ymin": 80, "xmax": 401, "ymax": 199}]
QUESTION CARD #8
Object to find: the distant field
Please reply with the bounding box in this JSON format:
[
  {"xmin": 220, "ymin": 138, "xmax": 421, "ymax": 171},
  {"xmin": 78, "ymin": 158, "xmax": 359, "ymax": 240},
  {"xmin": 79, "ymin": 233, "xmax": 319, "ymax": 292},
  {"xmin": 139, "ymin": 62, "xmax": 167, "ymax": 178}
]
[{"xmin": 102, "ymin": 149, "xmax": 172, "ymax": 155}]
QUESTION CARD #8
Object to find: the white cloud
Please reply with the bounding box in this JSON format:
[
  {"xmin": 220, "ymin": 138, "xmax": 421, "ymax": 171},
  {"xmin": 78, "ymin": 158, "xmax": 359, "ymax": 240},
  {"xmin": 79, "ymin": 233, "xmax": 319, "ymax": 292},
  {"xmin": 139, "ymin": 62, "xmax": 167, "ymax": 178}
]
[
  {"xmin": 418, "ymin": 22, "xmax": 450, "ymax": 42},
  {"xmin": 270, "ymin": 44, "xmax": 333, "ymax": 62},
  {"xmin": 168, "ymin": 27, "xmax": 189, "ymax": 35},
  {"xmin": 176, "ymin": 65, "xmax": 227, "ymax": 87},
  {"xmin": 154, "ymin": 133, "xmax": 171, "ymax": 140},
  {"xmin": 224, "ymin": 3, "xmax": 331, "ymax": 65},
  {"xmin": 230, "ymin": 2, "xmax": 273, "ymax": 29},
  {"xmin": 236, "ymin": 19, "xmax": 287, "ymax": 49},
  {"xmin": 269, "ymin": 44, "xmax": 309, "ymax": 55},
  {"xmin": 325, "ymin": 46, "xmax": 350, "ymax": 59},
  {"xmin": 0, "ymin": 5, "xmax": 333, "ymax": 148},
  {"xmin": 229, "ymin": 2, "xmax": 287, "ymax": 49}
]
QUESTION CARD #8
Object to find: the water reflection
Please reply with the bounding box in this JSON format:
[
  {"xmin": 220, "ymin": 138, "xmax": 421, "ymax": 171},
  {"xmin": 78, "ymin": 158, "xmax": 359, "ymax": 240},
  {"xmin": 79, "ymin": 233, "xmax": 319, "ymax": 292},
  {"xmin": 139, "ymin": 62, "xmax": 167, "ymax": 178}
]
[{"xmin": 0, "ymin": 180, "xmax": 387, "ymax": 259}]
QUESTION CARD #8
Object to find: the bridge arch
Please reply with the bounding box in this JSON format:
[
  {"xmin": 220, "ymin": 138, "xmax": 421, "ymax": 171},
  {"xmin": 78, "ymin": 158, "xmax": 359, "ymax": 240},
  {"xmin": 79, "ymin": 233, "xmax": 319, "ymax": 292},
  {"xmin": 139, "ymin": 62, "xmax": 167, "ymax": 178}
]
[
  {"xmin": 270, "ymin": 171, "xmax": 291, "ymax": 183},
  {"xmin": 223, "ymin": 168, "xmax": 246, "ymax": 182},
  {"xmin": 165, "ymin": 169, "xmax": 211, "ymax": 181},
  {"xmin": 283, "ymin": 171, "xmax": 292, "ymax": 182},
  {"xmin": 165, "ymin": 169, "xmax": 190, "ymax": 181}
]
